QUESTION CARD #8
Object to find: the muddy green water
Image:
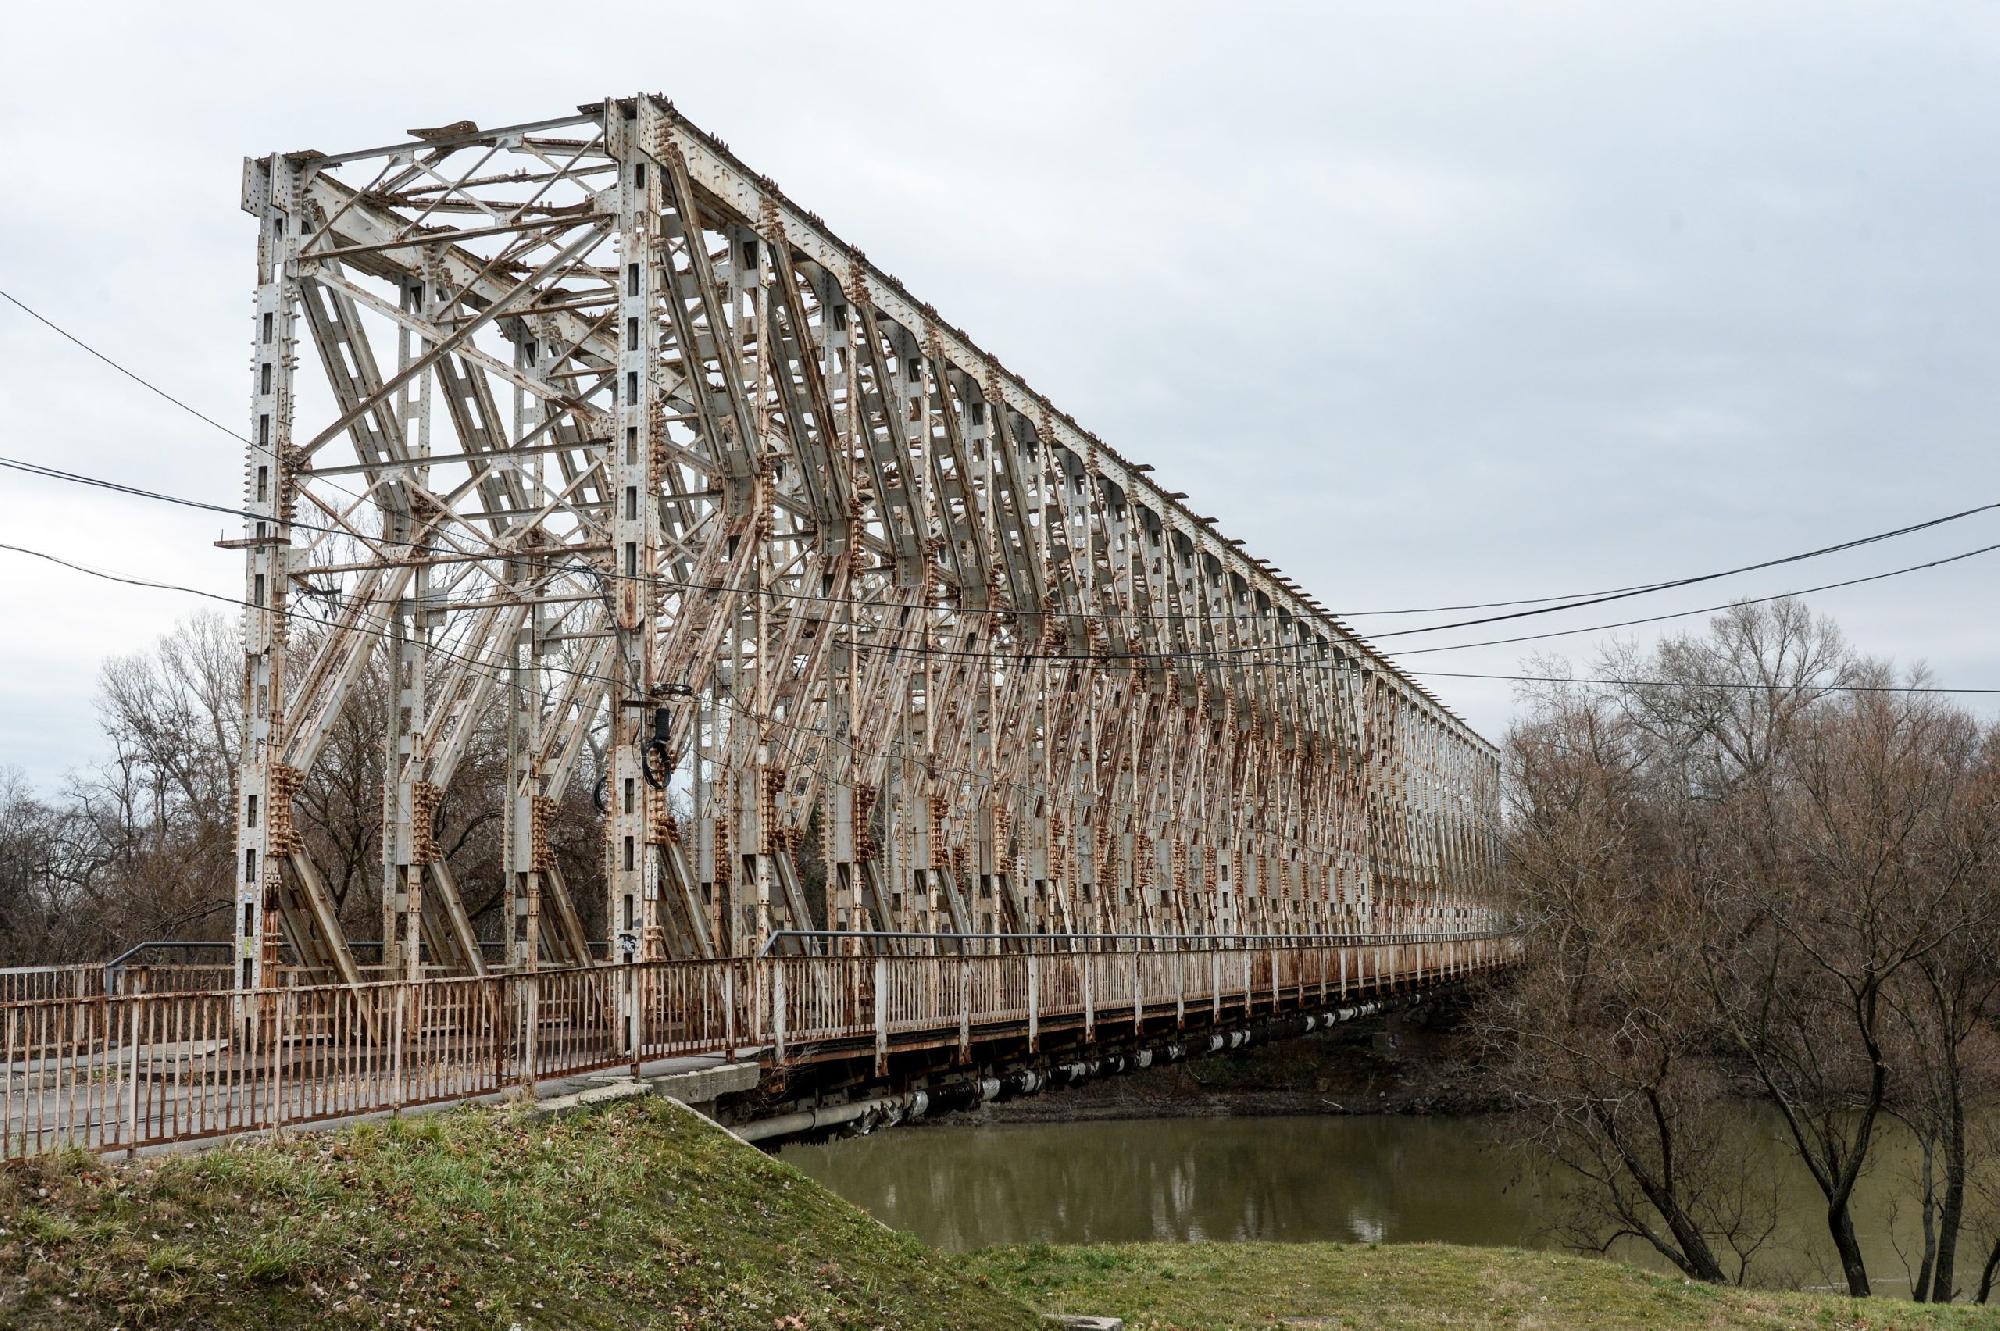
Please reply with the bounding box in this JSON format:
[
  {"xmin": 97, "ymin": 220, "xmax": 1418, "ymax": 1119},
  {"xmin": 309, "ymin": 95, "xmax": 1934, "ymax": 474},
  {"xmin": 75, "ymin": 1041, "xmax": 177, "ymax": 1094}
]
[{"xmin": 785, "ymin": 1115, "xmax": 1957, "ymax": 1292}]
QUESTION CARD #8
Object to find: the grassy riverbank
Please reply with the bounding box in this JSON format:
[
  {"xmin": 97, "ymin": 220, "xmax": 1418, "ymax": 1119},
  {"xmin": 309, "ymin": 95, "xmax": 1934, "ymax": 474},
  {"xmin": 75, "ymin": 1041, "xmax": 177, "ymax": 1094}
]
[
  {"xmin": 973, "ymin": 1242, "xmax": 2000, "ymax": 1330},
  {"xmin": 0, "ymin": 1099, "xmax": 1037, "ymax": 1330},
  {"xmin": 8, "ymin": 1098, "xmax": 1999, "ymax": 1331}
]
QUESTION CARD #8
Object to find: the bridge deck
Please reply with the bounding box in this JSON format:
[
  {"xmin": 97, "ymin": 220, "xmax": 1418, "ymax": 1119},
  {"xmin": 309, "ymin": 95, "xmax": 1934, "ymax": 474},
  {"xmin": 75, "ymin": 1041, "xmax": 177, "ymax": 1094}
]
[{"xmin": 0, "ymin": 932, "xmax": 1508, "ymax": 1159}]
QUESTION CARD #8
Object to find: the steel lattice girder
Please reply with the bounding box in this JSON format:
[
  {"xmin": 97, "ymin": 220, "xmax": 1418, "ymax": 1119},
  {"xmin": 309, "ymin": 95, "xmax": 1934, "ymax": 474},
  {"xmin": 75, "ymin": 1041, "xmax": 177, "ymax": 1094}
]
[{"xmin": 229, "ymin": 95, "xmax": 1502, "ymax": 983}]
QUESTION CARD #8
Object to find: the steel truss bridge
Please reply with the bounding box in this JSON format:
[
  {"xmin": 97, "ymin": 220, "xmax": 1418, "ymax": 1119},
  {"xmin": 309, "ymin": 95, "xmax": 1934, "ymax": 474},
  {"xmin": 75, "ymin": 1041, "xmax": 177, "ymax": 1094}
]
[{"xmin": 1, "ymin": 96, "xmax": 1509, "ymax": 1158}]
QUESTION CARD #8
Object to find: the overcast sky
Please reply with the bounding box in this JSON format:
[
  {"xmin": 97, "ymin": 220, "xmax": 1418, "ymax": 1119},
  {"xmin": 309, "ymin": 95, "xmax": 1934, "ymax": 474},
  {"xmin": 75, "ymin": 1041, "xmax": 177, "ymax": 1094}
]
[{"xmin": 3, "ymin": 2, "xmax": 1998, "ymax": 790}]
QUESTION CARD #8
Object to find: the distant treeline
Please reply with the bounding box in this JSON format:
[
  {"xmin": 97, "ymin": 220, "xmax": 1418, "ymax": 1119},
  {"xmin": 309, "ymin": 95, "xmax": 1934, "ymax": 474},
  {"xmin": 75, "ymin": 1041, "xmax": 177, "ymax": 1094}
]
[{"xmin": 0, "ymin": 611, "xmax": 613, "ymax": 966}]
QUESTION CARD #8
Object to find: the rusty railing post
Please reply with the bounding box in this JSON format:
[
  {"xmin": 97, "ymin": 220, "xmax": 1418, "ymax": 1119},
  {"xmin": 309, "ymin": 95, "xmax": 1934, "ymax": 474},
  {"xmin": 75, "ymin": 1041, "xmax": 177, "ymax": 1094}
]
[
  {"xmin": 872, "ymin": 955, "xmax": 888, "ymax": 1075},
  {"xmin": 1026, "ymin": 951, "xmax": 1040, "ymax": 1052},
  {"xmin": 773, "ymin": 961, "xmax": 787, "ymax": 1064}
]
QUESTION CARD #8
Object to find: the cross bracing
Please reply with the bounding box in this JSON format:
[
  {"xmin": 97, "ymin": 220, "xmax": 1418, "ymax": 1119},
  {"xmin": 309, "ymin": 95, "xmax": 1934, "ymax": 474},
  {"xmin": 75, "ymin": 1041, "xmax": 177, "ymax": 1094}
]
[{"xmin": 231, "ymin": 94, "xmax": 1503, "ymax": 987}]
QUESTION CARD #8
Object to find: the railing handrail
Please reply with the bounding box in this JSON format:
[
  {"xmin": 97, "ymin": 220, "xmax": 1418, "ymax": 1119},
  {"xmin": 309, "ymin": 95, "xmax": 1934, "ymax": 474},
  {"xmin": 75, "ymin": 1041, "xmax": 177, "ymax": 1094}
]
[
  {"xmin": 758, "ymin": 927, "xmax": 1514, "ymax": 958},
  {"xmin": 99, "ymin": 939, "xmax": 235, "ymax": 973},
  {"xmin": 2, "ymin": 931, "xmax": 1521, "ymax": 1160},
  {"xmin": 0, "ymin": 931, "xmax": 1521, "ymax": 1010}
]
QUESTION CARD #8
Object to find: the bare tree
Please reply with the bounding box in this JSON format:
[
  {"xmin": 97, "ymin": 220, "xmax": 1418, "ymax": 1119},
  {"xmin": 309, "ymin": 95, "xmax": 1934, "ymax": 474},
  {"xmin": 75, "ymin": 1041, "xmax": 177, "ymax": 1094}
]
[
  {"xmin": 1701, "ymin": 678, "xmax": 2000, "ymax": 1297},
  {"xmin": 69, "ymin": 613, "xmax": 242, "ymax": 947},
  {"xmin": 1482, "ymin": 675, "xmax": 1775, "ymax": 1282},
  {"xmin": 1870, "ymin": 714, "xmax": 2000, "ymax": 1300},
  {"xmin": 0, "ymin": 769, "xmax": 103, "ymax": 961},
  {"xmin": 1490, "ymin": 601, "xmax": 2000, "ymax": 1300},
  {"xmin": 0, "ymin": 611, "xmax": 626, "ymax": 969}
]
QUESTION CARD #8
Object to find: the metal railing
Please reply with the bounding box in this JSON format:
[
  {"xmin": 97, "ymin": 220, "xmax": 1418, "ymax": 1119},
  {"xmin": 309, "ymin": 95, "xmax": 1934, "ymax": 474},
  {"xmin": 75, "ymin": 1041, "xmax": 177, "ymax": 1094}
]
[
  {"xmin": 759, "ymin": 928, "xmax": 1512, "ymax": 956},
  {"xmin": 0, "ymin": 930, "xmax": 1515, "ymax": 1160}
]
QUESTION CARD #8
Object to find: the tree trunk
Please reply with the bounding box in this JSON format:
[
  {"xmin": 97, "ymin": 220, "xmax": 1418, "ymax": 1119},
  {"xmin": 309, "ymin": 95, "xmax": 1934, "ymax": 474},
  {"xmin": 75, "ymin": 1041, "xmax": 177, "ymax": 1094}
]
[
  {"xmin": 1827, "ymin": 1003, "xmax": 1889, "ymax": 1299},
  {"xmin": 1830, "ymin": 1203, "xmax": 1871, "ymax": 1298},
  {"xmin": 1913, "ymin": 1135, "xmax": 1937, "ymax": 1302},
  {"xmin": 1638, "ymin": 1169, "xmax": 1730, "ymax": 1285},
  {"xmin": 1975, "ymin": 1236, "xmax": 2000, "ymax": 1304},
  {"xmin": 1597, "ymin": 1105, "xmax": 1731, "ymax": 1284},
  {"xmin": 1661, "ymin": 1212, "xmax": 1729, "ymax": 1285},
  {"xmin": 1933, "ymin": 1082, "xmax": 1968, "ymax": 1302}
]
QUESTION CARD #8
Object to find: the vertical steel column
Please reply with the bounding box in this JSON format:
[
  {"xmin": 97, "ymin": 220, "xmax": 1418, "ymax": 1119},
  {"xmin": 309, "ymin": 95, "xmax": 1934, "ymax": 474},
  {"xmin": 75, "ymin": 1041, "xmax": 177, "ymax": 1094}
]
[
  {"xmin": 696, "ymin": 690, "xmax": 721, "ymax": 950},
  {"xmin": 830, "ymin": 625, "xmax": 859, "ymax": 936},
  {"xmin": 606, "ymin": 100, "xmax": 663, "ymax": 968},
  {"xmin": 382, "ymin": 276, "xmax": 432, "ymax": 983},
  {"xmin": 827, "ymin": 280, "xmax": 863, "ymax": 944},
  {"xmin": 506, "ymin": 328, "xmax": 549, "ymax": 972},
  {"xmin": 505, "ymin": 572, "xmax": 543, "ymax": 972},
  {"xmin": 744, "ymin": 231, "xmax": 776, "ymax": 950},
  {"xmin": 233, "ymin": 154, "xmax": 301, "ymax": 1000}
]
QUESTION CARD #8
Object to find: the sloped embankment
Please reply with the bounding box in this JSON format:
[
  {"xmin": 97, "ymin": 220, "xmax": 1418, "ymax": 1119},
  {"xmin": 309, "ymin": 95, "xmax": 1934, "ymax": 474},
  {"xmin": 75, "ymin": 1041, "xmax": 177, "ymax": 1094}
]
[
  {"xmin": 13, "ymin": 1095, "xmax": 1981, "ymax": 1331},
  {"xmin": 0, "ymin": 1098, "xmax": 1039, "ymax": 1331}
]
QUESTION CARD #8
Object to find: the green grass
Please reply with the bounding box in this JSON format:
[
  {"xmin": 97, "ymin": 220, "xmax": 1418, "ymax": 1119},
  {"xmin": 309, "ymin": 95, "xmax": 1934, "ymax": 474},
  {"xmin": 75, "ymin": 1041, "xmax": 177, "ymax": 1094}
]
[
  {"xmin": 14, "ymin": 1103, "xmax": 1996, "ymax": 1331},
  {"xmin": 971, "ymin": 1241, "xmax": 2000, "ymax": 1330},
  {"xmin": 0, "ymin": 1098, "xmax": 1039, "ymax": 1330}
]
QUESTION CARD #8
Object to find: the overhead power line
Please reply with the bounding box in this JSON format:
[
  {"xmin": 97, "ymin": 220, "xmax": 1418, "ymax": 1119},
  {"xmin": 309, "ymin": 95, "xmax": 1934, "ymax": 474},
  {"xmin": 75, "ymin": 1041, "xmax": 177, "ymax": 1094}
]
[
  {"xmin": 1406, "ymin": 669, "xmax": 2000, "ymax": 696},
  {"xmin": 1389, "ymin": 538, "xmax": 2000, "ymax": 656},
  {"xmin": 827, "ymin": 608, "xmax": 2000, "ymax": 694},
  {"xmin": 0, "ymin": 539, "xmax": 1375, "ymax": 856},
  {"xmin": 5, "ymin": 287, "xmax": 1998, "ymax": 641},
  {"xmin": 7, "ymin": 444, "xmax": 1999, "ymax": 674},
  {"xmin": 3, "ymin": 535, "xmax": 1984, "ymax": 867},
  {"xmin": 9, "ymin": 538, "xmax": 1984, "ymax": 870},
  {"xmin": 6, "ymin": 443, "xmax": 1996, "ymax": 665},
  {"xmin": 1364, "ymin": 500, "xmax": 2000, "ymax": 637},
  {"xmin": 2, "ymin": 526, "xmax": 1990, "ymax": 873},
  {"xmin": 821, "ymin": 522, "xmax": 2000, "ymax": 663},
  {"xmin": 0, "ymin": 290, "xmax": 247, "ymax": 445},
  {"xmin": 0, "ymin": 541, "xmax": 250, "ymax": 613},
  {"xmin": 1341, "ymin": 494, "xmax": 2000, "ymax": 622},
  {"xmin": 0, "ymin": 288, "xmax": 374, "ymax": 508}
]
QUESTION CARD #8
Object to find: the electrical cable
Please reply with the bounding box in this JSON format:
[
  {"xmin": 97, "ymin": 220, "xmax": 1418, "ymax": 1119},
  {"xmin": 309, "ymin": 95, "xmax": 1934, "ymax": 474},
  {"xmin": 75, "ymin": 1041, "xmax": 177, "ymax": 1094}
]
[
  {"xmin": 1387, "ymin": 538, "xmax": 2000, "ymax": 657},
  {"xmin": 8, "ymin": 446, "xmax": 1994, "ymax": 673},
  {"xmin": 4, "ymin": 286, "xmax": 1995, "ymax": 638},
  {"xmin": 0, "ymin": 290, "xmax": 247, "ymax": 446},
  {"xmin": 824, "ymin": 524, "xmax": 2000, "ymax": 670},
  {"xmin": 29, "ymin": 523, "xmax": 1988, "ymax": 869},
  {"xmin": 0, "ymin": 289, "xmax": 372, "ymax": 507},
  {"xmin": 1361, "ymin": 501, "xmax": 2000, "ymax": 636},
  {"xmin": 0, "ymin": 539, "xmax": 1424, "ymax": 860},
  {"xmin": 1406, "ymin": 669, "xmax": 2000, "ymax": 696},
  {"xmin": 1337, "ymin": 495, "xmax": 2000, "ymax": 620}
]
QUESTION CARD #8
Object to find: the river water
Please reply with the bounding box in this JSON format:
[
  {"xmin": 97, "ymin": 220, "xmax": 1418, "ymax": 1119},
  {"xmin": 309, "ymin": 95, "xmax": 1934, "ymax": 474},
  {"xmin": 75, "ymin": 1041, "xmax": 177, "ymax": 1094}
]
[{"xmin": 785, "ymin": 1114, "xmax": 1958, "ymax": 1293}]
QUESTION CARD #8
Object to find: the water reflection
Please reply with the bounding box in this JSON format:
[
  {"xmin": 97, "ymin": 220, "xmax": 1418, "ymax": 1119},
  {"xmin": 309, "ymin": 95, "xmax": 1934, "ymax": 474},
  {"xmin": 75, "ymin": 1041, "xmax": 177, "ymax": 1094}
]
[
  {"xmin": 785, "ymin": 1113, "xmax": 1946, "ymax": 1291},
  {"xmin": 785, "ymin": 1116, "xmax": 1545, "ymax": 1252}
]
